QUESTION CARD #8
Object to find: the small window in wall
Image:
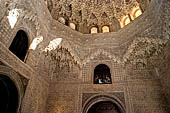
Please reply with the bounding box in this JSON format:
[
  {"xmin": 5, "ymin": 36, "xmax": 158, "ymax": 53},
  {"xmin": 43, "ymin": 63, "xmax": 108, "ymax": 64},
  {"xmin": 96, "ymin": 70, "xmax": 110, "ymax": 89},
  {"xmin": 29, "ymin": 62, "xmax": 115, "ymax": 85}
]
[
  {"xmin": 134, "ymin": 9, "xmax": 142, "ymax": 18},
  {"xmin": 94, "ymin": 64, "xmax": 112, "ymax": 84},
  {"xmin": 102, "ymin": 26, "xmax": 110, "ymax": 33},
  {"xmin": 58, "ymin": 17, "xmax": 66, "ymax": 24},
  {"xmin": 130, "ymin": 6, "xmax": 143, "ymax": 20},
  {"xmin": 90, "ymin": 27, "xmax": 98, "ymax": 34},
  {"xmin": 120, "ymin": 15, "xmax": 131, "ymax": 28},
  {"xmin": 9, "ymin": 30, "xmax": 29, "ymax": 61},
  {"xmin": 69, "ymin": 22, "xmax": 76, "ymax": 30},
  {"xmin": 124, "ymin": 17, "xmax": 130, "ymax": 26}
]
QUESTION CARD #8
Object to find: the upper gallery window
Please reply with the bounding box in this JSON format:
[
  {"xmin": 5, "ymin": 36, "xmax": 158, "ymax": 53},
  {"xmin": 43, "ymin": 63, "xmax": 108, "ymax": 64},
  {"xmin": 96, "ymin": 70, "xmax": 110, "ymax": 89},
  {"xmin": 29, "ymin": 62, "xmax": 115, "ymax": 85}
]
[
  {"xmin": 94, "ymin": 64, "xmax": 112, "ymax": 84},
  {"xmin": 130, "ymin": 6, "xmax": 143, "ymax": 20},
  {"xmin": 69, "ymin": 22, "xmax": 76, "ymax": 30},
  {"xmin": 120, "ymin": 15, "xmax": 131, "ymax": 28},
  {"xmin": 134, "ymin": 9, "xmax": 142, "ymax": 18},
  {"xmin": 90, "ymin": 26, "xmax": 98, "ymax": 34},
  {"xmin": 58, "ymin": 17, "xmax": 66, "ymax": 24},
  {"xmin": 102, "ymin": 26, "xmax": 110, "ymax": 33},
  {"xmin": 120, "ymin": 6, "xmax": 143, "ymax": 28},
  {"xmin": 124, "ymin": 16, "xmax": 131, "ymax": 26}
]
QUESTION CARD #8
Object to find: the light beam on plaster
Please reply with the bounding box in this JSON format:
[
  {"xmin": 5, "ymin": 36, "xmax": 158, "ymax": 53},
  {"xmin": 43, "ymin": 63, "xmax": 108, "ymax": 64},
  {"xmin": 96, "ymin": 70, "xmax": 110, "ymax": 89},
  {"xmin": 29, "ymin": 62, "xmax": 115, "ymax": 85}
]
[
  {"xmin": 44, "ymin": 38, "xmax": 63, "ymax": 52},
  {"xmin": 7, "ymin": 9, "xmax": 21, "ymax": 29},
  {"xmin": 29, "ymin": 36, "xmax": 44, "ymax": 50}
]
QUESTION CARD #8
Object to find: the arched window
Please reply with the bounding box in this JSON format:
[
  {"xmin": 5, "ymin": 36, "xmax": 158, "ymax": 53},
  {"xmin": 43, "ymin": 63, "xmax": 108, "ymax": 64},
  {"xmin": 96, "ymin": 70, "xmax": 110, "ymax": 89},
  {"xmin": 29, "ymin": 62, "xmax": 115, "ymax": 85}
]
[
  {"xmin": 90, "ymin": 26, "xmax": 98, "ymax": 34},
  {"xmin": 0, "ymin": 75, "xmax": 18, "ymax": 113},
  {"xmin": 9, "ymin": 30, "xmax": 29, "ymax": 61},
  {"xmin": 124, "ymin": 17, "xmax": 131, "ymax": 26},
  {"xmin": 69, "ymin": 22, "xmax": 76, "ymax": 30},
  {"xmin": 120, "ymin": 15, "xmax": 131, "ymax": 28},
  {"xmin": 94, "ymin": 64, "xmax": 112, "ymax": 84},
  {"xmin": 83, "ymin": 95, "xmax": 126, "ymax": 113},
  {"xmin": 130, "ymin": 6, "xmax": 143, "ymax": 20},
  {"xmin": 102, "ymin": 26, "xmax": 110, "ymax": 33},
  {"xmin": 134, "ymin": 9, "xmax": 142, "ymax": 18},
  {"xmin": 58, "ymin": 17, "xmax": 66, "ymax": 24}
]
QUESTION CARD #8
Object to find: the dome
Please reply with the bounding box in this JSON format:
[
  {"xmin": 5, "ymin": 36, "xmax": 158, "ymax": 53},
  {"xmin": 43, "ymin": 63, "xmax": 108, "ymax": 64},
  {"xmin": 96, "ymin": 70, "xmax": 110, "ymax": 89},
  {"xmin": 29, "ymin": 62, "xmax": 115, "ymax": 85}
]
[{"xmin": 45, "ymin": 0, "xmax": 151, "ymax": 33}]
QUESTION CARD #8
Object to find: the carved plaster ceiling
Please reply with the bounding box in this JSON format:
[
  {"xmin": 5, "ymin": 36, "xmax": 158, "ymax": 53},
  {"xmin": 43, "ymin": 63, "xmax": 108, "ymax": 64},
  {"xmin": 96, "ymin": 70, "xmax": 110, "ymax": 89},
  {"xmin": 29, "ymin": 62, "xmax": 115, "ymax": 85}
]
[{"xmin": 45, "ymin": 0, "xmax": 150, "ymax": 33}]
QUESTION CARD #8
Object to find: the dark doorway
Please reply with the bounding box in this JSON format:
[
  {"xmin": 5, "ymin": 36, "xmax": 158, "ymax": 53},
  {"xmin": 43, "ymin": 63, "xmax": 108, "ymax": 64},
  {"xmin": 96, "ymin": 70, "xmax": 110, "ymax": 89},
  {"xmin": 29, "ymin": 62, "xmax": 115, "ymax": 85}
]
[
  {"xmin": 87, "ymin": 101, "xmax": 121, "ymax": 113},
  {"xmin": 9, "ymin": 30, "xmax": 29, "ymax": 61},
  {"xmin": 0, "ymin": 75, "xmax": 19, "ymax": 113},
  {"xmin": 94, "ymin": 64, "xmax": 112, "ymax": 84}
]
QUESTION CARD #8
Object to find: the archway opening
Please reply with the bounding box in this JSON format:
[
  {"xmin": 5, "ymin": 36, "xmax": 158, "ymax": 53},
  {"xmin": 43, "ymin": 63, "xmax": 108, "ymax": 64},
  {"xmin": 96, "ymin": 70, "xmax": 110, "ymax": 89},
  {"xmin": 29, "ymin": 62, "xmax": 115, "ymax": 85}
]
[
  {"xmin": 69, "ymin": 22, "xmax": 76, "ymax": 30},
  {"xmin": 0, "ymin": 75, "xmax": 19, "ymax": 113},
  {"xmin": 9, "ymin": 30, "xmax": 29, "ymax": 61},
  {"xmin": 94, "ymin": 64, "xmax": 112, "ymax": 84},
  {"xmin": 90, "ymin": 26, "xmax": 98, "ymax": 34},
  {"xmin": 58, "ymin": 17, "xmax": 66, "ymax": 24},
  {"xmin": 87, "ymin": 101, "xmax": 121, "ymax": 113},
  {"xmin": 124, "ymin": 17, "xmax": 131, "ymax": 26},
  {"xmin": 134, "ymin": 9, "xmax": 142, "ymax": 18},
  {"xmin": 102, "ymin": 26, "xmax": 110, "ymax": 33}
]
